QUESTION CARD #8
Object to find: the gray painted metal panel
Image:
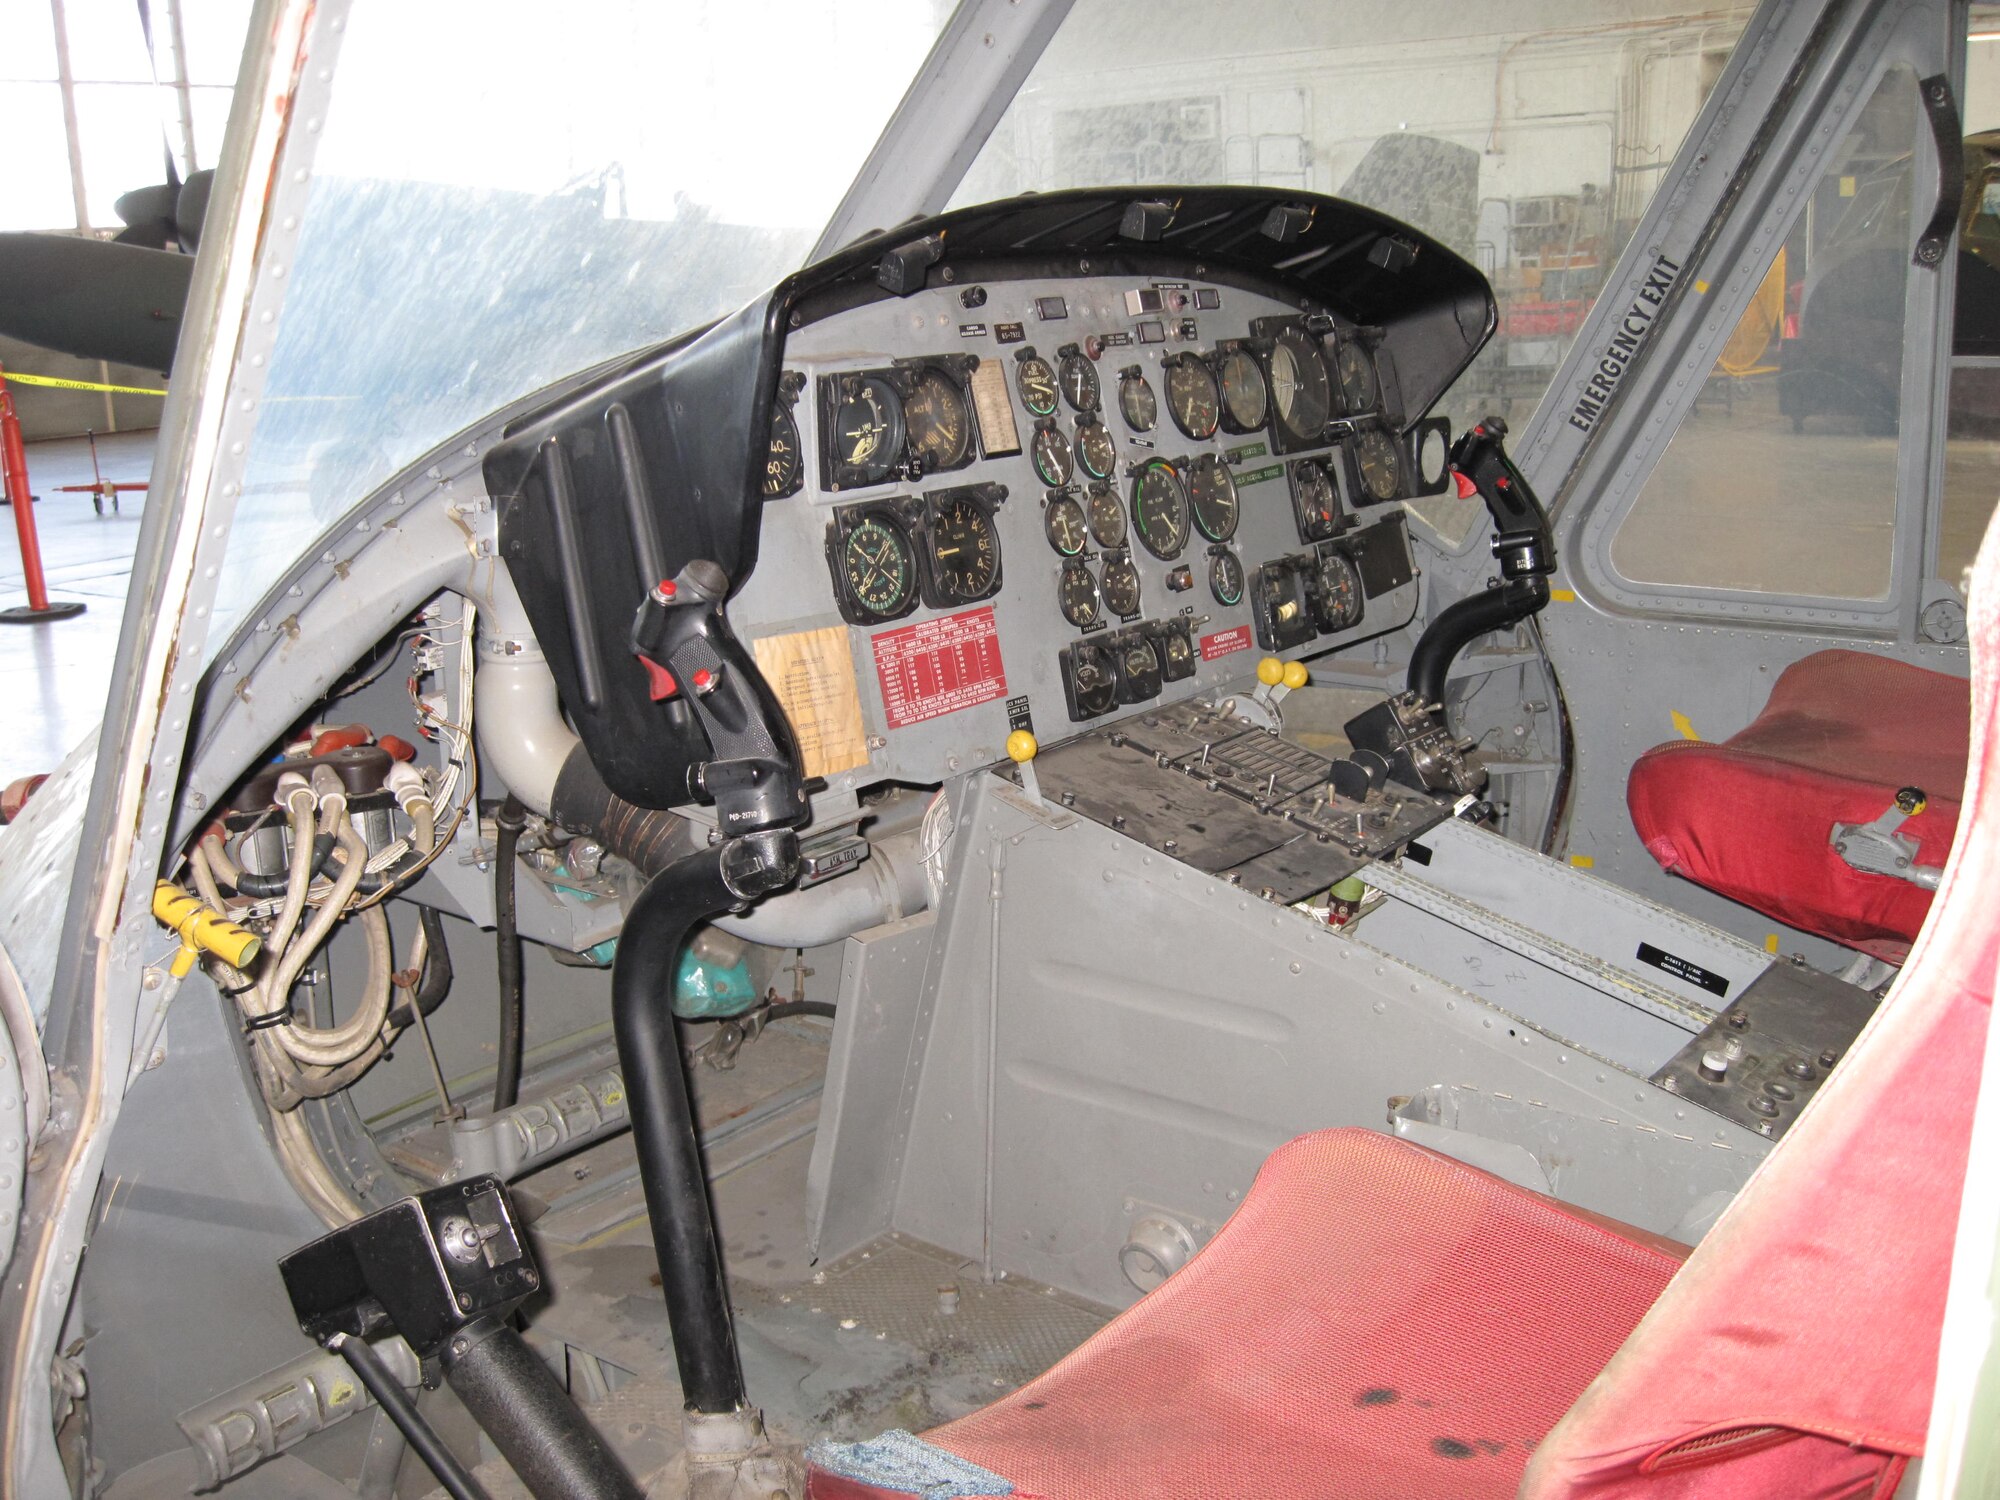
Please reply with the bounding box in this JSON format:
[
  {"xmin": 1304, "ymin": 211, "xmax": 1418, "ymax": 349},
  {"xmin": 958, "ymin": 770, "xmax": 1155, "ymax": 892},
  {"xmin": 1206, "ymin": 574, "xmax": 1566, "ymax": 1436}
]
[
  {"xmin": 805, "ymin": 913, "xmax": 939, "ymax": 1264},
  {"xmin": 875, "ymin": 774, "xmax": 1769, "ymax": 1310}
]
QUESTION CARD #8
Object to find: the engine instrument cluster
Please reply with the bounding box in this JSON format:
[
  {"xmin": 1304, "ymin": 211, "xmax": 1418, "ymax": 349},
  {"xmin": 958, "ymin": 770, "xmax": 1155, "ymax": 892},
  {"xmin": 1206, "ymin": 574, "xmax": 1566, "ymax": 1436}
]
[{"xmin": 727, "ymin": 272, "xmax": 1433, "ymax": 795}]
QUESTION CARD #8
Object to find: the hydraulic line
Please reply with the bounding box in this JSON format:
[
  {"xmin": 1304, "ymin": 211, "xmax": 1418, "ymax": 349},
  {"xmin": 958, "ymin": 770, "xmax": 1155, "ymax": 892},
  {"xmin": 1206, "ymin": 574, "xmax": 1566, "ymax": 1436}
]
[{"xmin": 493, "ymin": 797, "xmax": 527, "ymax": 1112}]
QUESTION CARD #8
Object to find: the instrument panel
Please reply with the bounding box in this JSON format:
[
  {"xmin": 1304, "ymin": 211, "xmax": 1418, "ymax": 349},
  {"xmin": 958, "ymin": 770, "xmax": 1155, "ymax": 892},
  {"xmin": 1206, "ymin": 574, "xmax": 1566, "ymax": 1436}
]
[{"xmin": 729, "ymin": 273, "xmax": 1433, "ymax": 796}]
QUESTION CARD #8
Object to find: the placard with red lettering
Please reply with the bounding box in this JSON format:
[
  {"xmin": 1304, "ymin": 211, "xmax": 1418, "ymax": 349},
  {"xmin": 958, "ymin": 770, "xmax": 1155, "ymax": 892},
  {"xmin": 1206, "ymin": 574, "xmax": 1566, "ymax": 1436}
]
[
  {"xmin": 872, "ymin": 607, "xmax": 1009, "ymax": 730},
  {"xmin": 1200, "ymin": 625, "xmax": 1253, "ymax": 661}
]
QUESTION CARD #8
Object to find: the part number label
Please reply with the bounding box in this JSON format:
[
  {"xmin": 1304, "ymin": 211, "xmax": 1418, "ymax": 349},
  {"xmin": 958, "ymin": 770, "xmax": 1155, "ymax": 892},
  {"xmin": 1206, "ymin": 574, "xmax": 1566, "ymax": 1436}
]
[
  {"xmin": 1200, "ymin": 625, "xmax": 1253, "ymax": 661},
  {"xmin": 873, "ymin": 607, "xmax": 1009, "ymax": 729}
]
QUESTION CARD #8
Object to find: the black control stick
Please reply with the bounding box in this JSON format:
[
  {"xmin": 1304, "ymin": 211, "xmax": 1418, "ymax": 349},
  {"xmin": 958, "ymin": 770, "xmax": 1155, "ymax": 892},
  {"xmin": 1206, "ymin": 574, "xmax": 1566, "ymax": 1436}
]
[
  {"xmin": 1407, "ymin": 417, "xmax": 1556, "ymax": 711},
  {"xmin": 619, "ymin": 561, "xmax": 807, "ymax": 1418}
]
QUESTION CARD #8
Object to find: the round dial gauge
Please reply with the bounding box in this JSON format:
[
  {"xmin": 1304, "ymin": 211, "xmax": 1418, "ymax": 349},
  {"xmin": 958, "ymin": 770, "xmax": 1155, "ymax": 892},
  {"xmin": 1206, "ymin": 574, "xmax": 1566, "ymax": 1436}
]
[
  {"xmin": 1076, "ymin": 419, "xmax": 1116, "ymax": 481},
  {"xmin": 1335, "ymin": 338, "xmax": 1378, "ymax": 414},
  {"xmin": 1315, "ymin": 549, "xmax": 1363, "ymax": 631},
  {"xmin": 1121, "ymin": 639, "xmax": 1159, "ymax": 683},
  {"xmin": 1209, "ymin": 549, "xmax": 1245, "ymax": 607},
  {"xmin": 1218, "ymin": 348, "xmax": 1268, "ymax": 432},
  {"xmin": 1130, "ymin": 459, "xmax": 1190, "ymax": 560},
  {"xmin": 1086, "ymin": 484, "xmax": 1126, "ymax": 549},
  {"xmin": 1188, "ymin": 455, "xmax": 1239, "ymax": 543},
  {"xmin": 1291, "ymin": 458, "xmax": 1339, "ymax": 542},
  {"xmin": 1072, "ymin": 650, "xmax": 1117, "ymax": 717},
  {"xmin": 1164, "ymin": 356, "xmax": 1220, "ymax": 440},
  {"xmin": 1161, "ymin": 628, "xmax": 1194, "ymax": 676},
  {"xmin": 1031, "ymin": 424, "xmax": 1074, "ymax": 487},
  {"xmin": 841, "ymin": 516, "xmax": 916, "ymax": 619},
  {"xmin": 1016, "ymin": 355, "xmax": 1059, "ymax": 418},
  {"xmin": 906, "ymin": 369, "xmax": 971, "ymax": 469},
  {"xmin": 832, "ymin": 376, "xmax": 905, "ymax": 486},
  {"xmin": 1044, "ymin": 494, "xmax": 1087, "ymax": 556},
  {"xmin": 1059, "ymin": 351, "xmax": 1100, "ymax": 412},
  {"xmin": 763, "ymin": 406, "xmax": 801, "ymax": 497},
  {"xmin": 929, "ymin": 495, "xmax": 1000, "ymax": 601},
  {"xmin": 1099, "ymin": 553, "xmax": 1142, "ymax": 617},
  {"xmin": 1119, "ymin": 370, "xmax": 1158, "ymax": 432},
  {"xmin": 1355, "ymin": 427, "xmax": 1401, "ymax": 502},
  {"xmin": 1269, "ymin": 327, "xmax": 1332, "ymax": 446},
  {"xmin": 1057, "ymin": 560, "xmax": 1100, "ymax": 628}
]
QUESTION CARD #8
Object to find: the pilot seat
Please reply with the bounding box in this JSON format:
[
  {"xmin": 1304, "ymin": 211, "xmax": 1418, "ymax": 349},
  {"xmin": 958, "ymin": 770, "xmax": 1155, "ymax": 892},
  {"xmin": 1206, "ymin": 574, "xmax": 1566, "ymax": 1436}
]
[
  {"xmin": 805, "ymin": 625, "xmax": 1996, "ymax": 1494},
  {"xmin": 1627, "ymin": 648, "xmax": 1970, "ymax": 959}
]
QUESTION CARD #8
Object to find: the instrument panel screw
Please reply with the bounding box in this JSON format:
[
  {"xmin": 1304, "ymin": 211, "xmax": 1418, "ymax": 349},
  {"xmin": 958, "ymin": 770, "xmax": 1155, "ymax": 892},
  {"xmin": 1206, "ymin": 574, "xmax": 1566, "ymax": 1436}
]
[{"xmin": 456, "ymin": 1293, "xmax": 473, "ymax": 1311}]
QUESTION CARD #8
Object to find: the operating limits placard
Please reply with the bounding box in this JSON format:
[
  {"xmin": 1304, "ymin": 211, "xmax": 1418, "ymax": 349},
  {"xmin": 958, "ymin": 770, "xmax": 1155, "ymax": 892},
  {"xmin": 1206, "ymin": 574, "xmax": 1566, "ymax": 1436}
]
[{"xmin": 872, "ymin": 606, "xmax": 1008, "ymax": 729}]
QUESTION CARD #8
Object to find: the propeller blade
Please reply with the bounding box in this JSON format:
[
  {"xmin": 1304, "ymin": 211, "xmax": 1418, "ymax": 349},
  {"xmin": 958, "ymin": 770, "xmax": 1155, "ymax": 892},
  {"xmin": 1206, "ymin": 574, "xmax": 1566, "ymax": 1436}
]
[{"xmin": 0, "ymin": 234, "xmax": 192, "ymax": 372}]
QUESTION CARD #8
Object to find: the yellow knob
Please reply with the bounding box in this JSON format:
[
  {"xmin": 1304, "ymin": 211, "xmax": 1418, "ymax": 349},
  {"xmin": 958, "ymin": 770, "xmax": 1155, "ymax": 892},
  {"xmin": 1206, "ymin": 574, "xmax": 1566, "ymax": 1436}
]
[
  {"xmin": 1005, "ymin": 729, "xmax": 1038, "ymax": 764},
  {"xmin": 1256, "ymin": 656, "xmax": 1285, "ymax": 686},
  {"xmin": 154, "ymin": 881, "xmax": 263, "ymax": 972},
  {"xmin": 1282, "ymin": 660, "xmax": 1309, "ymax": 690}
]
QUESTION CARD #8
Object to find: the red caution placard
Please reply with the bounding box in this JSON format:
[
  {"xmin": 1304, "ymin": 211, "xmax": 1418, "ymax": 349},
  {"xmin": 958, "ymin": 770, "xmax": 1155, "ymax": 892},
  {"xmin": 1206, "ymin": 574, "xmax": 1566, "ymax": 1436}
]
[
  {"xmin": 872, "ymin": 606, "xmax": 1009, "ymax": 730},
  {"xmin": 1201, "ymin": 625, "xmax": 1253, "ymax": 661}
]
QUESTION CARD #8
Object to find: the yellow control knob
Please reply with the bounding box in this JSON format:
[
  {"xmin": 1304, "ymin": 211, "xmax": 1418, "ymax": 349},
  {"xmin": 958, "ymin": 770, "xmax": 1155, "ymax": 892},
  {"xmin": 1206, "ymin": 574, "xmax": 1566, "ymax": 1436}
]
[
  {"xmin": 154, "ymin": 881, "xmax": 263, "ymax": 976},
  {"xmin": 1282, "ymin": 660, "xmax": 1309, "ymax": 690},
  {"xmin": 1256, "ymin": 656, "xmax": 1285, "ymax": 686},
  {"xmin": 1005, "ymin": 729, "xmax": 1039, "ymax": 764}
]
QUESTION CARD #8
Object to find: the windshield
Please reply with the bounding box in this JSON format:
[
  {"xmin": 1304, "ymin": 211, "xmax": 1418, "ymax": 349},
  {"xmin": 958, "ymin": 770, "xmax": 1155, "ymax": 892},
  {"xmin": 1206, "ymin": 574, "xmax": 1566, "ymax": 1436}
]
[{"xmin": 210, "ymin": 0, "xmax": 948, "ymax": 648}]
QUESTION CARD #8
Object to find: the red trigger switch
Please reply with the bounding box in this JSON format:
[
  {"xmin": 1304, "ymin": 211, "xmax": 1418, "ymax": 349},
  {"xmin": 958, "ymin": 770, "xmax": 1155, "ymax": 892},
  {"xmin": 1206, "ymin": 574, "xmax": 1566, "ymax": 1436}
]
[
  {"xmin": 1452, "ymin": 469, "xmax": 1479, "ymax": 500},
  {"xmin": 637, "ymin": 655, "xmax": 678, "ymax": 701}
]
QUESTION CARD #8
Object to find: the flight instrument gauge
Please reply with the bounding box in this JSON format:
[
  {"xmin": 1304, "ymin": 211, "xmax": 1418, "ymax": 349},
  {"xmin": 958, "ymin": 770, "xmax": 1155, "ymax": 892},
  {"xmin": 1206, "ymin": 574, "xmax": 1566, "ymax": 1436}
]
[
  {"xmin": 1164, "ymin": 354, "xmax": 1220, "ymax": 440},
  {"xmin": 1059, "ymin": 348, "xmax": 1100, "ymax": 412},
  {"xmin": 1269, "ymin": 326, "xmax": 1332, "ymax": 451},
  {"xmin": 1290, "ymin": 457, "xmax": 1340, "ymax": 542},
  {"xmin": 1063, "ymin": 643, "xmax": 1118, "ymax": 721},
  {"xmin": 1130, "ymin": 459, "xmax": 1190, "ymax": 560},
  {"xmin": 829, "ymin": 374, "xmax": 905, "ymax": 488},
  {"xmin": 1099, "ymin": 552, "xmax": 1142, "ymax": 617},
  {"xmin": 1158, "ymin": 625, "xmax": 1195, "ymax": 679},
  {"xmin": 1335, "ymin": 337, "xmax": 1378, "ymax": 415},
  {"xmin": 1188, "ymin": 455, "xmax": 1239, "ymax": 543},
  {"xmin": 763, "ymin": 405, "xmax": 802, "ymax": 498},
  {"xmin": 1352, "ymin": 426, "xmax": 1402, "ymax": 503},
  {"xmin": 1119, "ymin": 368, "xmax": 1157, "ymax": 432},
  {"xmin": 829, "ymin": 510, "xmax": 919, "ymax": 624},
  {"xmin": 1076, "ymin": 418, "xmax": 1115, "ymax": 481},
  {"xmin": 1057, "ymin": 560, "xmax": 1100, "ymax": 628},
  {"xmin": 1015, "ymin": 353, "xmax": 1059, "ymax": 417},
  {"xmin": 1209, "ymin": 548, "xmax": 1245, "ymax": 607},
  {"xmin": 1044, "ymin": 493, "xmax": 1087, "ymax": 556},
  {"xmin": 906, "ymin": 368, "xmax": 972, "ymax": 470},
  {"xmin": 1311, "ymin": 548, "xmax": 1364, "ymax": 633},
  {"xmin": 1031, "ymin": 423, "xmax": 1074, "ymax": 487},
  {"xmin": 1114, "ymin": 637, "xmax": 1162, "ymax": 704},
  {"xmin": 1217, "ymin": 347, "xmax": 1269, "ymax": 434},
  {"xmin": 923, "ymin": 490, "xmax": 1003, "ymax": 605},
  {"xmin": 1086, "ymin": 483, "xmax": 1126, "ymax": 549}
]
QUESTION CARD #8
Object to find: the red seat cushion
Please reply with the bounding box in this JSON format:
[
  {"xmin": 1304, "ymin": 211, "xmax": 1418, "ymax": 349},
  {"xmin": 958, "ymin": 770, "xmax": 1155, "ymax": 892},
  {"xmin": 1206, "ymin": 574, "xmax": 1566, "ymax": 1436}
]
[
  {"xmin": 807, "ymin": 1129, "xmax": 1686, "ymax": 1500},
  {"xmin": 1626, "ymin": 649, "xmax": 1968, "ymax": 958}
]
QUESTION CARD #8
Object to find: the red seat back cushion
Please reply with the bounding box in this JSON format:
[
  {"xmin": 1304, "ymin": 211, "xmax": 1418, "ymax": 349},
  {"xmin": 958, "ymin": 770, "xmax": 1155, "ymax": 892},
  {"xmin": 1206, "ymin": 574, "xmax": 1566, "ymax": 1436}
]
[
  {"xmin": 1627, "ymin": 650, "xmax": 1968, "ymax": 954},
  {"xmin": 813, "ymin": 1130, "xmax": 1686, "ymax": 1500}
]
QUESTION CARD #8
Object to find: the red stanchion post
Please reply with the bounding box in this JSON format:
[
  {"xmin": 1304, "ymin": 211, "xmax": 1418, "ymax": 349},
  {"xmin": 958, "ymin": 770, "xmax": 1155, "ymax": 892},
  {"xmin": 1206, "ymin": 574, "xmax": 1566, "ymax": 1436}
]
[{"xmin": 0, "ymin": 367, "xmax": 85, "ymax": 623}]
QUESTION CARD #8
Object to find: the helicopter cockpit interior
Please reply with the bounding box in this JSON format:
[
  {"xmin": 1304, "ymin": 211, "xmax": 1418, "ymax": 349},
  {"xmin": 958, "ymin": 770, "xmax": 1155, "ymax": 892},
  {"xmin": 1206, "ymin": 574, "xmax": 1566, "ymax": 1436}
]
[{"xmin": 4, "ymin": 2, "xmax": 1996, "ymax": 1498}]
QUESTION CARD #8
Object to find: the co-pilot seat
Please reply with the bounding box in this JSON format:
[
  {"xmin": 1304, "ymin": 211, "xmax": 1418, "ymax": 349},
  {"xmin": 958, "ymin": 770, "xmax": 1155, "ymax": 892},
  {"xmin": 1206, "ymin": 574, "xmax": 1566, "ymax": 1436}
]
[
  {"xmin": 806, "ymin": 628, "xmax": 1997, "ymax": 1496},
  {"xmin": 1626, "ymin": 648, "xmax": 1970, "ymax": 960}
]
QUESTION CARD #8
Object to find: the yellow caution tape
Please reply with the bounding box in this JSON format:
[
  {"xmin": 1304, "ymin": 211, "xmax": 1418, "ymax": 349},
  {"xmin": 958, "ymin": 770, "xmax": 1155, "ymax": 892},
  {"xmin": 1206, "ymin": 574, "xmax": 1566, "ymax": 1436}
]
[
  {"xmin": 1, "ymin": 371, "xmax": 167, "ymax": 396},
  {"xmin": 1569, "ymin": 853, "xmax": 1595, "ymax": 868},
  {"xmin": 1548, "ymin": 587, "xmax": 1578, "ymax": 603}
]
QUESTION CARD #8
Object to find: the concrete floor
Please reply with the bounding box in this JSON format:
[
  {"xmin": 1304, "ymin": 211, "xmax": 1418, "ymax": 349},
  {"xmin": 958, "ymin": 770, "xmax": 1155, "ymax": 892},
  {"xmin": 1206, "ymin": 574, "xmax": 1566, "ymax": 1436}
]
[{"xmin": 0, "ymin": 430, "xmax": 153, "ymax": 788}]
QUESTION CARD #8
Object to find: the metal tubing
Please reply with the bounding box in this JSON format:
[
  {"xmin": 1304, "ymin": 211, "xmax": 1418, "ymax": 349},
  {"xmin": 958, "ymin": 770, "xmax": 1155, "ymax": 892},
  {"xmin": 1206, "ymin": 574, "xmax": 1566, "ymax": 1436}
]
[
  {"xmin": 439, "ymin": 1320, "xmax": 642, "ymax": 1500},
  {"xmin": 611, "ymin": 844, "xmax": 751, "ymax": 1415},
  {"xmin": 328, "ymin": 1334, "xmax": 490, "ymax": 1500}
]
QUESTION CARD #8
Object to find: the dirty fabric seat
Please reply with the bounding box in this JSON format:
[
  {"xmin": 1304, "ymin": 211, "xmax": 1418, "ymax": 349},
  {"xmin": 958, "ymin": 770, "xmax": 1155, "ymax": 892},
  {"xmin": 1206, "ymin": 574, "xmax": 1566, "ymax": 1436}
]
[
  {"xmin": 1626, "ymin": 648, "xmax": 1969, "ymax": 958},
  {"xmin": 808, "ymin": 1128, "xmax": 1691, "ymax": 1500}
]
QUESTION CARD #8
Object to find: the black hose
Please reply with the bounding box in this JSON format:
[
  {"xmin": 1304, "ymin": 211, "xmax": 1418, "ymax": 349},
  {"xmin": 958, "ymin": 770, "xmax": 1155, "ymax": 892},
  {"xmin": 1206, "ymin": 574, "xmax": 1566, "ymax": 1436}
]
[
  {"xmin": 549, "ymin": 748, "xmax": 696, "ymax": 878},
  {"xmin": 1407, "ymin": 575, "xmax": 1551, "ymax": 714},
  {"xmin": 228, "ymin": 833, "xmax": 336, "ymax": 897},
  {"xmin": 439, "ymin": 1319, "xmax": 642, "ymax": 1500},
  {"xmin": 610, "ymin": 832, "xmax": 795, "ymax": 1414},
  {"xmin": 329, "ymin": 1334, "xmax": 490, "ymax": 1500},
  {"xmin": 386, "ymin": 907, "xmax": 454, "ymax": 1030},
  {"xmin": 764, "ymin": 1001, "xmax": 836, "ymax": 1022},
  {"xmin": 493, "ymin": 797, "xmax": 527, "ymax": 1113}
]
